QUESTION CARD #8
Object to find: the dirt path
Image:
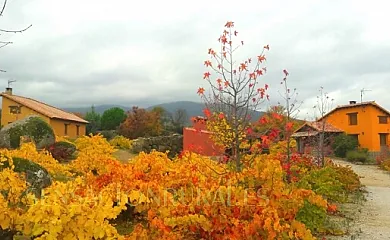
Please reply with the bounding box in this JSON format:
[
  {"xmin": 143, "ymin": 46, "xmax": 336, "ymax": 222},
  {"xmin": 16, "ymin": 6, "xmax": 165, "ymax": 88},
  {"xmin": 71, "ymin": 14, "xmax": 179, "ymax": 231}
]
[{"xmin": 331, "ymin": 159, "xmax": 390, "ymax": 239}]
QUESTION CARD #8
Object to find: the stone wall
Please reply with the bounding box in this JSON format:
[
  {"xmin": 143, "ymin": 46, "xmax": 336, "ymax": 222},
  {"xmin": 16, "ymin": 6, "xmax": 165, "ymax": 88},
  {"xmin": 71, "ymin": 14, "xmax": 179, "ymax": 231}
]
[{"xmin": 131, "ymin": 134, "xmax": 183, "ymax": 158}]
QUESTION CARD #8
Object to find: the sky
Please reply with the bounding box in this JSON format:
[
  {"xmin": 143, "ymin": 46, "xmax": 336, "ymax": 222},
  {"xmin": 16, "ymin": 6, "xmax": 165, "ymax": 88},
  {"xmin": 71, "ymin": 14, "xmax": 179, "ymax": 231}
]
[{"xmin": 1, "ymin": 0, "xmax": 390, "ymax": 119}]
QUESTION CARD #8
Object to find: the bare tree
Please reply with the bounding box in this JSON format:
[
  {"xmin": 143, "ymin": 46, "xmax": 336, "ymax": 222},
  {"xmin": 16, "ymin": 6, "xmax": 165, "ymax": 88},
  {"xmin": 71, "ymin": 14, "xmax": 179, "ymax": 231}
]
[
  {"xmin": 199, "ymin": 21, "xmax": 270, "ymax": 171},
  {"xmin": 1, "ymin": 0, "xmax": 32, "ymax": 72},
  {"xmin": 278, "ymin": 70, "xmax": 303, "ymax": 163},
  {"xmin": 313, "ymin": 87, "xmax": 334, "ymax": 166}
]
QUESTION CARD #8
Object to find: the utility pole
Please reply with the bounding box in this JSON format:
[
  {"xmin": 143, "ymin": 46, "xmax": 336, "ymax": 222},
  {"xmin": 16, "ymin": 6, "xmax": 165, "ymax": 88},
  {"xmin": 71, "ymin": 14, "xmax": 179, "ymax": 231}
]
[{"xmin": 360, "ymin": 88, "xmax": 372, "ymax": 103}]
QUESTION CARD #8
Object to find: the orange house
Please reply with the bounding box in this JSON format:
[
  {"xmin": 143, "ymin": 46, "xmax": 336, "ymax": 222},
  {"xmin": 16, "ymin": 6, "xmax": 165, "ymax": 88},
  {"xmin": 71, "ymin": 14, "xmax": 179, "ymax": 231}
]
[
  {"xmin": 1, "ymin": 87, "xmax": 88, "ymax": 138},
  {"xmin": 183, "ymin": 116, "xmax": 224, "ymax": 156},
  {"xmin": 317, "ymin": 100, "xmax": 390, "ymax": 153}
]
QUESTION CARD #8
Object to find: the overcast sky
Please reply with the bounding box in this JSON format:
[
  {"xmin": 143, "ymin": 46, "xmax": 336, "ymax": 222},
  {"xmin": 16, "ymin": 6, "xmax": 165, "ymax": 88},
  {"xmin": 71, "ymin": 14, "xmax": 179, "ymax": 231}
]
[{"xmin": 1, "ymin": 0, "xmax": 390, "ymax": 119}]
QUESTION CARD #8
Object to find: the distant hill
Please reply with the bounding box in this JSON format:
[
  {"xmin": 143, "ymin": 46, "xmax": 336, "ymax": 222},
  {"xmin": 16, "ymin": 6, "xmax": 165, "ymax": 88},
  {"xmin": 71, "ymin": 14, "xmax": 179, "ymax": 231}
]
[
  {"xmin": 63, "ymin": 105, "xmax": 130, "ymax": 115},
  {"xmin": 62, "ymin": 101, "xmax": 265, "ymax": 123},
  {"xmin": 147, "ymin": 101, "xmax": 265, "ymax": 123}
]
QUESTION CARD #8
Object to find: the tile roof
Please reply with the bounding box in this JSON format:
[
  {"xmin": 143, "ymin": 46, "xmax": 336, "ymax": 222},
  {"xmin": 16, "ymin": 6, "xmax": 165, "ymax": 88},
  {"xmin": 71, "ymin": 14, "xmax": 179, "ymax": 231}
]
[
  {"xmin": 292, "ymin": 121, "xmax": 343, "ymax": 138},
  {"xmin": 305, "ymin": 121, "xmax": 343, "ymax": 132},
  {"xmin": 1, "ymin": 93, "xmax": 88, "ymax": 124},
  {"xmin": 319, "ymin": 101, "xmax": 390, "ymax": 121},
  {"xmin": 291, "ymin": 131, "xmax": 319, "ymax": 137}
]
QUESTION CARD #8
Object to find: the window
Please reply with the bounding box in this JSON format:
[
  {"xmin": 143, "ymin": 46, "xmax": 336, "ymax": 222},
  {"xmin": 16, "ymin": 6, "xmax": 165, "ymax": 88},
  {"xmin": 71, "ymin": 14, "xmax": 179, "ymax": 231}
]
[
  {"xmin": 76, "ymin": 125, "xmax": 80, "ymax": 136},
  {"xmin": 9, "ymin": 106, "xmax": 21, "ymax": 114},
  {"xmin": 379, "ymin": 116, "xmax": 388, "ymax": 124},
  {"xmin": 64, "ymin": 123, "xmax": 69, "ymax": 135},
  {"xmin": 379, "ymin": 133, "xmax": 388, "ymax": 146},
  {"xmin": 348, "ymin": 134, "xmax": 359, "ymax": 145},
  {"xmin": 347, "ymin": 112, "xmax": 358, "ymax": 125}
]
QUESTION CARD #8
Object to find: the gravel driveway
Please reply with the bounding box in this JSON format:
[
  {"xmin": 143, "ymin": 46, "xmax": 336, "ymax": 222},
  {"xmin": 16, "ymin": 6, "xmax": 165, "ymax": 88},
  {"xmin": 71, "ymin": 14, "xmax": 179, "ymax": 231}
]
[{"xmin": 330, "ymin": 159, "xmax": 390, "ymax": 240}]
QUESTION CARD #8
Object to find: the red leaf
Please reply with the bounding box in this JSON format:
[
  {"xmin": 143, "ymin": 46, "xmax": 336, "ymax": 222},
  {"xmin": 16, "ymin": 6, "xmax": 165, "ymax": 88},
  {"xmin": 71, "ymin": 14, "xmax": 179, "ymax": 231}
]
[
  {"xmin": 240, "ymin": 63, "xmax": 247, "ymax": 71},
  {"xmin": 197, "ymin": 87, "xmax": 205, "ymax": 95},
  {"xmin": 203, "ymin": 108, "xmax": 211, "ymax": 118},
  {"xmin": 249, "ymin": 72, "xmax": 256, "ymax": 80},
  {"xmin": 283, "ymin": 69, "xmax": 289, "ymax": 76},
  {"xmin": 241, "ymin": 40, "xmax": 244, "ymax": 45},
  {"xmin": 257, "ymin": 55, "xmax": 266, "ymax": 63},
  {"xmin": 286, "ymin": 122, "xmax": 294, "ymax": 131},
  {"xmin": 204, "ymin": 60, "xmax": 212, "ymax": 67},
  {"xmin": 218, "ymin": 113, "xmax": 225, "ymax": 119},
  {"xmin": 256, "ymin": 69, "xmax": 263, "ymax": 76},
  {"xmin": 234, "ymin": 30, "xmax": 238, "ymax": 36},
  {"xmin": 265, "ymin": 84, "xmax": 269, "ymax": 90},
  {"xmin": 225, "ymin": 21, "xmax": 234, "ymax": 28},
  {"xmin": 264, "ymin": 44, "xmax": 270, "ymax": 50},
  {"xmin": 203, "ymin": 72, "xmax": 211, "ymax": 79}
]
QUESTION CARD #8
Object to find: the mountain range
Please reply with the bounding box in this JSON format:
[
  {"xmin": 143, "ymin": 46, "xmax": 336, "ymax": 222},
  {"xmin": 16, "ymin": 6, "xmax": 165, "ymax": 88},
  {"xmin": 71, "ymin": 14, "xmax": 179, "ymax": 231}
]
[{"xmin": 62, "ymin": 101, "xmax": 265, "ymax": 123}]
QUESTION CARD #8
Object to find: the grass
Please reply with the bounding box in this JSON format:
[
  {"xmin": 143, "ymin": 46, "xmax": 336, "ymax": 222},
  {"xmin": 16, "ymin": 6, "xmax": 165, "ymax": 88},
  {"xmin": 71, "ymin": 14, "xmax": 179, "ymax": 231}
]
[{"xmin": 113, "ymin": 149, "xmax": 138, "ymax": 163}]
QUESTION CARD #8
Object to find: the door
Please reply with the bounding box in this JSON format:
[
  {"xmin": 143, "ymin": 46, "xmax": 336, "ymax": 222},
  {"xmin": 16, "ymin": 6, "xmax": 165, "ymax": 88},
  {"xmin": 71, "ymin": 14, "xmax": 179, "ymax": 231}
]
[{"xmin": 379, "ymin": 133, "xmax": 388, "ymax": 152}]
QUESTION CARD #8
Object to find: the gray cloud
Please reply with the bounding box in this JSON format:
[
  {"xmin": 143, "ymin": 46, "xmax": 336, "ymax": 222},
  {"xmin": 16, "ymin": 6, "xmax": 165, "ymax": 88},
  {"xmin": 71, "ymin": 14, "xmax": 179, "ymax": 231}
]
[{"xmin": 1, "ymin": 0, "xmax": 390, "ymax": 118}]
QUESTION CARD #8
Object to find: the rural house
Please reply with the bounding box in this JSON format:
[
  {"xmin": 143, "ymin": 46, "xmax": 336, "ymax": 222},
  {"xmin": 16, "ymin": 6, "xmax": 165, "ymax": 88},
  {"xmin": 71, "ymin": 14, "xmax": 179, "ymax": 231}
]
[
  {"xmin": 293, "ymin": 100, "xmax": 390, "ymax": 155},
  {"xmin": 292, "ymin": 121, "xmax": 343, "ymax": 155},
  {"xmin": 0, "ymin": 87, "xmax": 88, "ymax": 138}
]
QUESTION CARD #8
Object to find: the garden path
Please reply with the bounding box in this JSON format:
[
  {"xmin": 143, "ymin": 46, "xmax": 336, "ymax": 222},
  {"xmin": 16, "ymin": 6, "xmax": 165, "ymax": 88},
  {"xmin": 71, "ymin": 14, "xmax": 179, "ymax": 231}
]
[{"xmin": 330, "ymin": 159, "xmax": 390, "ymax": 240}]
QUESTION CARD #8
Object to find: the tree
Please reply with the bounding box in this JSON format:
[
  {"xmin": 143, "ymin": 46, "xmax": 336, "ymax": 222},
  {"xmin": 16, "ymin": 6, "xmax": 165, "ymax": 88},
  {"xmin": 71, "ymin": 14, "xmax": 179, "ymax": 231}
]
[
  {"xmin": 332, "ymin": 133, "xmax": 358, "ymax": 158},
  {"xmin": 1, "ymin": 0, "xmax": 32, "ymax": 72},
  {"xmin": 313, "ymin": 87, "xmax": 334, "ymax": 166},
  {"xmin": 118, "ymin": 106, "xmax": 162, "ymax": 139},
  {"xmin": 198, "ymin": 21, "xmax": 270, "ymax": 170},
  {"xmin": 278, "ymin": 71, "xmax": 302, "ymax": 163},
  {"xmin": 100, "ymin": 107, "xmax": 126, "ymax": 130},
  {"xmin": 85, "ymin": 106, "xmax": 101, "ymax": 134},
  {"xmin": 168, "ymin": 108, "xmax": 188, "ymax": 134}
]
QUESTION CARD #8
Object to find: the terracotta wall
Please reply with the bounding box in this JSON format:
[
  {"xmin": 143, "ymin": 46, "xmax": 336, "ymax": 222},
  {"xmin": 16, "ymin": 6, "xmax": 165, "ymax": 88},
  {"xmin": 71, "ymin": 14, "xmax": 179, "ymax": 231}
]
[{"xmin": 182, "ymin": 117, "xmax": 224, "ymax": 156}]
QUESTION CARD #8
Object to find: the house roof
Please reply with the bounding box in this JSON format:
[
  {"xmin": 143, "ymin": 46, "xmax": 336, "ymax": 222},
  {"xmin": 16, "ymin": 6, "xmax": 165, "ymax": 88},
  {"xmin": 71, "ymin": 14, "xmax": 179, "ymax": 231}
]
[
  {"xmin": 291, "ymin": 121, "xmax": 343, "ymax": 138},
  {"xmin": 1, "ymin": 93, "xmax": 88, "ymax": 124},
  {"xmin": 305, "ymin": 121, "xmax": 343, "ymax": 132},
  {"xmin": 318, "ymin": 101, "xmax": 390, "ymax": 121}
]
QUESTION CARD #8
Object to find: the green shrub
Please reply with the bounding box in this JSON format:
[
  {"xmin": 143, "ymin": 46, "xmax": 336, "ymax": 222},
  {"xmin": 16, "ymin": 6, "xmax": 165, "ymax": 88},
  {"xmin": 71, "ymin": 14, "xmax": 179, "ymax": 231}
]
[
  {"xmin": 346, "ymin": 149, "xmax": 369, "ymax": 163},
  {"xmin": 297, "ymin": 167, "xmax": 347, "ymax": 202},
  {"xmin": 332, "ymin": 133, "xmax": 358, "ymax": 158},
  {"xmin": 98, "ymin": 130, "xmax": 118, "ymax": 140},
  {"xmin": 296, "ymin": 199, "xmax": 327, "ymax": 233}
]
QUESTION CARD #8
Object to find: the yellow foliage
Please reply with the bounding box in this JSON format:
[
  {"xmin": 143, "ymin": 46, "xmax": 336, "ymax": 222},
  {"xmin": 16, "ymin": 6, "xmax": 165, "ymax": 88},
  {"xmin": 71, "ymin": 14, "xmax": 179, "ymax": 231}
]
[
  {"xmin": 110, "ymin": 135, "xmax": 133, "ymax": 149},
  {"xmin": 0, "ymin": 142, "xmax": 73, "ymax": 178},
  {"xmin": 70, "ymin": 134, "xmax": 118, "ymax": 175},
  {"xmin": 206, "ymin": 112, "xmax": 246, "ymax": 148},
  {"xmin": 269, "ymin": 139, "xmax": 297, "ymax": 155}
]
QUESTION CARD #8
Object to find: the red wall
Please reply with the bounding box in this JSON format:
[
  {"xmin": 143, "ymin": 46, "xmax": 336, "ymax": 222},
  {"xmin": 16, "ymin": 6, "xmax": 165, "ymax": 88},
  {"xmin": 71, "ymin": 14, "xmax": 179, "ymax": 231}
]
[{"xmin": 182, "ymin": 116, "xmax": 224, "ymax": 156}]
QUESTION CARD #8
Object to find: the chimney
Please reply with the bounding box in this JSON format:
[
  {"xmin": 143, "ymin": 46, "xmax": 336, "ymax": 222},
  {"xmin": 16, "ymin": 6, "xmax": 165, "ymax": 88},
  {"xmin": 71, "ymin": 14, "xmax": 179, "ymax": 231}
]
[
  {"xmin": 349, "ymin": 100, "xmax": 356, "ymax": 105},
  {"xmin": 5, "ymin": 87, "xmax": 12, "ymax": 95}
]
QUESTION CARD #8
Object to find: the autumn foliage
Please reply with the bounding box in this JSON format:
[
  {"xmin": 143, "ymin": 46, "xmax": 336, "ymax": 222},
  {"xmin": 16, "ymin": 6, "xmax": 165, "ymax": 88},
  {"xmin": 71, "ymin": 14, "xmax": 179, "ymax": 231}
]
[
  {"xmin": 198, "ymin": 21, "xmax": 271, "ymax": 169},
  {"xmin": 119, "ymin": 106, "xmax": 162, "ymax": 139}
]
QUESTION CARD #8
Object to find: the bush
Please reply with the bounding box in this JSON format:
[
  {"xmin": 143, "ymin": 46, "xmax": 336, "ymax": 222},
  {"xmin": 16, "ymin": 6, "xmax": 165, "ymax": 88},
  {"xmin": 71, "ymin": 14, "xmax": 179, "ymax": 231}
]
[
  {"xmin": 332, "ymin": 133, "xmax": 358, "ymax": 158},
  {"xmin": 97, "ymin": 130, "xmax": 118, "ymax": 140},
  {"xmin": 109, "ymin": 135, "xmax": 133, "ymax": 149},
  {"xmin": 46, "ymin": 141, "xmax": 77, "ymax": 162},
  {"xmin": 346, "ymin": 149, "xmax": 369, "ymax": 163},
  {"xmin": 296, "ymin": 199, "xmax": 327, "ymax": 233},
  {"xmin": 298, "ymin": 166, "xmax": 347, "ymax": 202},
  {"xmin": 379, "ymin": 159, "xmax": 390, "ymax": 171}
]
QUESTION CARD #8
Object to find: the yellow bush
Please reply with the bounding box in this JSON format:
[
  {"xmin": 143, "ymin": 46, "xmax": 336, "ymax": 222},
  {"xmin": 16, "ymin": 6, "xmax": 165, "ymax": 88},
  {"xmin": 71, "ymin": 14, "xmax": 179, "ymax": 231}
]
[
  {"xmin": 70, "ymin": 134, "xmax": 118, "ymax": 175},
  {"xmin": 109, "ymin": 135, "xmax": 133, "ymax": 149},
  {"xmin": 0, "ymin": 142, "xmax": 73, "ymax": 178}
]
